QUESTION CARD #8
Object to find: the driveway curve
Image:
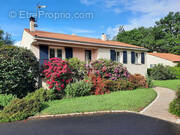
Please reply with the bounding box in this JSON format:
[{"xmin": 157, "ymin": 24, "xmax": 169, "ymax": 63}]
[{"xmin": 0, "ymin": 113, "xmax": 180, "ymax": 135}]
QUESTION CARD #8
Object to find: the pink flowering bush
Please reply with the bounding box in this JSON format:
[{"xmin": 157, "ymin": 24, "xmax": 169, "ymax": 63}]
[
  {"xmin": 42, "ymin": 58, "xmax": 72, "ymax": 91},
  {"xmin": 90, "ymin": 59, "xmax": 129, "ymax": 80}
]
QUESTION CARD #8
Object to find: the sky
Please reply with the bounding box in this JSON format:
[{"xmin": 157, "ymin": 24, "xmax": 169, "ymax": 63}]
[{"xmin": 0, "ymin": 0, "xmax": 180, "ymax": 46}]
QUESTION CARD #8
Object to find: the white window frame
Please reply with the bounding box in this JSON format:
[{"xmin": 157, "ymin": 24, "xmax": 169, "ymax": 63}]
[
  {"xmin": 48, "ymin": 47, "xmax": 65, "ymax": 59},
  {"xmin": 115, "ymin": 50, "xmax": 123, "ymax": 63},
  {"xmin": 135, "ymin": 52, "xmax": 141, "ymax": 64}
]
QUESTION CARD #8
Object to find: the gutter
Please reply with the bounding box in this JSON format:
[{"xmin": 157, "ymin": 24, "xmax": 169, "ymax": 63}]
[{"xmin": 34, "ymin": 36, "xmax": 149, "ymax": 51}]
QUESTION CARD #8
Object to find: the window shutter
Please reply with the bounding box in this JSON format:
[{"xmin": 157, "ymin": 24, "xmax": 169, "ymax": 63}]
[
  {"xmin": 110, "ymin": 50, "xmax": 116, "ymax": 61},
  {"xmin": 39, "ymin": 45, "xmax": 48, "ymax": 66},
  {"xmin": 123, "ymin": 51, "xmax": 127, "ymax": 64},
  {"xmin": 131, "ymin": 52, "xmax": 135, "ymax": 64},
  {"xmin": 141, "ymin": 52, "xmax": 145, "ymax": 64}
]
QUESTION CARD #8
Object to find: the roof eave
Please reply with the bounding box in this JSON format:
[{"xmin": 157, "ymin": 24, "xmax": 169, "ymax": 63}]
[{"xmin": 33, "ymin": 36, "xmax": 149, "ymax": 51}]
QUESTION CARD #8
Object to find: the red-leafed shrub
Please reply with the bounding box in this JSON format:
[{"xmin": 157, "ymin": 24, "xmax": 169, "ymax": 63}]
[
  {"xmin": 128, "ymin": 74, "xmax": 148, "ymax": 88},
  {"xmin": 88, "ymin": 73, "xmax": 110, "ymax": 95},
  {"xmin": 42, "ymin": 58, "xmax": 72, "ymax": 92}
]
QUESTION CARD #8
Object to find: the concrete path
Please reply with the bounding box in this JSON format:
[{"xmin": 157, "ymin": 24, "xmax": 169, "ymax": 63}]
[{"xmin": 141, "ymin": 87, "xmax": 179, "ymax": 123}]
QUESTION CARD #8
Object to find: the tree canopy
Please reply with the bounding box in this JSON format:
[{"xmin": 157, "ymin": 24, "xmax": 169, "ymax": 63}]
[
  {"xmin": 116, "ymin": 12, "xmax": 180, "ymax": 55},
  {"xmin": 0, "ymin": 29, "xmax": 13, "ymax": 47}
]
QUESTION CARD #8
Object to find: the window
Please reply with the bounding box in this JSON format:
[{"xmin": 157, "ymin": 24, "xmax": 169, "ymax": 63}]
[
  {"xmin": 135, "ymin": 53, "xmax": 139, "ymax": 64},
  {"xmin": 49, "ymin": 48, "xmax": 63, "ymax": 59},
  {"xmin": 131, "ymin": 52, "xmax": 135, "ymax": 64},
  {"xmin": 123, "ymin": 51, "xmax": 127, "ymax": 64},
  {"xmin": 141, "ymin": 52, "xmax": 145, "ymax": 64},
  {"xmin": 50, "ymin": 48, "xmax": 55, "ymax": 58},
  {"xmin": 116, "ymin": 52, "xmax": 120, "ymax": 62},
  {"xmin": 85, "ymin": 50, "xmax": 92, "ymax": 63},
  {"xmin": 57, "ymin": 49, "xmax": 62, "ymax": 58}
]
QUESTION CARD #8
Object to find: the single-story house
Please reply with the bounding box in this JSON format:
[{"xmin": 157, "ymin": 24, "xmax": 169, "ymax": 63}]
[
  {"xmin": 147, "ymin": 52, "xmax": 180, "ymax": 68},
  {"xmin": 21, "ymin": 17, "xmax": 148, "ymax": 76}
]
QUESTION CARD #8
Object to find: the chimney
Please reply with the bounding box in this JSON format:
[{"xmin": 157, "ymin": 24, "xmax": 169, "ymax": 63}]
[
  {"xmin": 29, "ymin": 17, "xmax": 36, "ymax": 32},
  {"xmin": 102, "ymin": 33, "xmax": 107, "ymax": 41}
]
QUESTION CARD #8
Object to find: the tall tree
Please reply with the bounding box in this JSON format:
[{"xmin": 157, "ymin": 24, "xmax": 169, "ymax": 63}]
[
  {"xmin": 116, "ymin": 12, "xmax": 180, "ymax": 54},
  {"xmin": 0, "ymin": 29, "xmax": 13, "ymax": 47}
]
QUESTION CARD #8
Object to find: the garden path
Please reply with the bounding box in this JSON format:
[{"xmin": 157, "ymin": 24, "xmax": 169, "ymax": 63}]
[{"xmin": 141, "ymin": 87, "xmax": 180, "ymax": 124}]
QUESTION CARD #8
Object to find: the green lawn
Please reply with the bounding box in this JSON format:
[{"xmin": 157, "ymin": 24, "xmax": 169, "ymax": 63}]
[
  {"xmin": 38, "ymin": 88, "xmax": 157, "ymax": 115},
  {"xmin": 153, "ymin": 79, "xmax": 180, "ymax": 90}
]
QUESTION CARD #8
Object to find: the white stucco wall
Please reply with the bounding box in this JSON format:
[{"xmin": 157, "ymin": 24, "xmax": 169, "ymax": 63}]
[
  {"xmin": 97, "ymin": 48, "xmax": 147, "ymax": 76},
  {"xmin": 97, "ymin": 48, "xmax": 110, "ymax": 59},
  {"xmin": 21, "ymin": 30, "xmax": 40, "ymax": 59},
  {"xmin": 147, "ymin": 54, "xmax": 177, "ymax": 68}
]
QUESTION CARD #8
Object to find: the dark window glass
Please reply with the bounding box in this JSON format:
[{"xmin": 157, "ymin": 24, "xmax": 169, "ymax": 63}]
[
  {"xmin": 85, "ymin": 50, "xmax": 92, "ymax": 62},
  {"xmin": 50, "ymin": 48, "xmax": 55, "ymax": 58},
  {"xmin": 57, "ymin": 49, "xmax": 62, "ymax": 58},
  {"xmin": 131, "ymin": 52, "xmax": 135, "ymax": 64},
  {"xmin": 123, "ymin": 51, "xmax": 127, "ymax": 64},
  {"xmin": 110, "ymin": 50, "xmax": 116, "ymax": 61},
  {"xmin": 141, "ymin": 52, "xmax": 145, "ymax": 64}
]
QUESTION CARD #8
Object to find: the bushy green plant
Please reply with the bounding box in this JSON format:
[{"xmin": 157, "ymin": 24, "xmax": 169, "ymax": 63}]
[
  {"xmin": 176, "ymin": 63, "xmax": 180, "ymax": 67},
  {"xmin": 0, "ymin": 94, "xmax": 17, "ymax": 109},
  {"xmin": 65, "ymin": 80, "xmax": 92, "ymax": 98},
  {"xmin": 68, "ymin": 58, "xmax": 87, "ymax": 81},
  {"xmin": 169, "ymin": 98, "xmax": 180, "ymax": 116},
  {"xmin": 0, "ymin": 46, "xmax": 39, "ymax": 98},
  {"xmin": 0, "ymin": 98, "xmax": 42, "ymax": 122},
  {"xmin": 150, "ymin": 64, "xmax": 176, "ymax": 80},
  {"xmin": 25, "ymin": 88, "xmax": 57, "ymax": 102},
  {"xmin": 169, "ymin": 87, "xmax": 180, "ymax": 117},
  {"xmin": 106, "ymin": 79, "xmax": 135, "ymax": 91},
  {"xmin": 169, "ymin": 67, "xmax": 180, "ymax": 79},
  {"xmin": 90, "ymin": 59, "xmax": 129, "ymax": 80},
  {"xmin": 146, "ymin": 77, "xmax": 154, "ymax": 88}
]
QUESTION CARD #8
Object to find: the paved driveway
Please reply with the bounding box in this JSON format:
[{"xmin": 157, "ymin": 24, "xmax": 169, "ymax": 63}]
[{"xmin": 0, "ymin": 113, "xmax": 180, "ymax": 135}]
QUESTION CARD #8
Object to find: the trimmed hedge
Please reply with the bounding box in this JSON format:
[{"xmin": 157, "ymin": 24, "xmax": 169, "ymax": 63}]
[{"xmin": 0, "ymin": 46, "xmax": 39, "ymax": 98}]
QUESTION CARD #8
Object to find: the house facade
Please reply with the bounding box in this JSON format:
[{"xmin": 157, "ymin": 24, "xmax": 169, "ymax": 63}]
[
  {"xmin": 21, "ymin": 17, "xmax": 148, "ymax": 76},
  {"xmin": 147, "ymin": 53, "xmax": 180, "ymax": 68}
]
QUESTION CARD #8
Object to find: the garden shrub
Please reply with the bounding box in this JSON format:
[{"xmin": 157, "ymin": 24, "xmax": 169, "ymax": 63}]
[
  {"xmin": 25, "ymin": 88, "xmax": 57, "ymax": 102},
  {"xmin": 146, "ymin": 77, "xmax": 154, "ymax": 88},
  {"xmin": 0, "ymin": 98, "xmax": 42, "ymax": 122},
  {"xmin": 90, "ymin": 59, "xmax": 129, "ymax": 80},
  {"xmin": 169, "ymin": 87, "xmax": 180, "ymax": 117},
  {"xmin": 68, "ymin": 58, "xmax": 87, "ymax": 81},
  {"xmin": 169, "ymin": 67, "xmax": 180, "ymax": 79},
  {"xmin": 128, "ymin": 74, "xmax": 148, "ymax": 88},
  {"xmin": 42, "ymin": 58, "xmax": 73, "ymax": 92},
  {"xmin": 0, "ymin": 94, "xmax": 17, "ymax": 110},
  {"xmin": 0, "ymin": 46, "xmax": 39, "ymax": 98},
  {"xmin": 106, "ymin": 79, "xmax": 135, "ymax": 91},
  {"xmin": 149, "ymin": 64, "xmax": 176, "ymax": 80},
  {"xmin": 65, "ymin": 80, "xmax": 92, "ymax": 98},
  {"xmin": 88, "ymin": 73, "xmax": 110, "ymax": 95}
]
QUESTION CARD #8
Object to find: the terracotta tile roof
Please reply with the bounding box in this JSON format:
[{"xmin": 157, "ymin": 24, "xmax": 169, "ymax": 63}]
[
  {"xmin": 148, "ymin": 53, "xmax": 180, "ymax": 62},
  {"xmin": 24, "ymin": 29, "xmax": 145, "ymax": 50}
]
